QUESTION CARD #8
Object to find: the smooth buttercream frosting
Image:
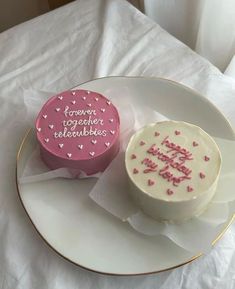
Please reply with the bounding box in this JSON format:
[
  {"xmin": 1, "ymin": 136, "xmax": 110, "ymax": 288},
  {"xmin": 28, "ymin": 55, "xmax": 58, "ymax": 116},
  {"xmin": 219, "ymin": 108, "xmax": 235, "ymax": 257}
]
[
  {"xmin": 125, "ymin": 121, "xmax": 221, "ymax": 222},
  {"xmin": 36, "ymin": 89, "xmax": 120, "ymax": 174}
]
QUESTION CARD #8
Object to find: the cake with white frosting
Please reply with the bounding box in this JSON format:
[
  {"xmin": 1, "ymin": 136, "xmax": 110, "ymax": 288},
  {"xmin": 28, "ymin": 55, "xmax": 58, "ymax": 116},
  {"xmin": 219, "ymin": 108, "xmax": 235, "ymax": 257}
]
[{"xmin": 125, "ymin": 121, "xmax": 222, "ymax": 222}]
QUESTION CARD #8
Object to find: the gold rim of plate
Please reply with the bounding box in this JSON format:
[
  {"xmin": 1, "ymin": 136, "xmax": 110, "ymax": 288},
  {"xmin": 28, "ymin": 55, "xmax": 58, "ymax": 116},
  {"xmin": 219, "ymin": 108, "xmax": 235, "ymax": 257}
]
[{"xmin": 15, "ymin": 76, "xmax": 235, "ymax": 276}]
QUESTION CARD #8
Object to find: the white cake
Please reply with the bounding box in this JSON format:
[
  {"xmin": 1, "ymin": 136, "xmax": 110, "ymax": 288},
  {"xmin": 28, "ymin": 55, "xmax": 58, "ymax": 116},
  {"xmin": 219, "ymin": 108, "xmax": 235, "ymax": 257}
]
[{"xmin": 125, "ymin": 121, "xmax": 222, "ymax": 222}]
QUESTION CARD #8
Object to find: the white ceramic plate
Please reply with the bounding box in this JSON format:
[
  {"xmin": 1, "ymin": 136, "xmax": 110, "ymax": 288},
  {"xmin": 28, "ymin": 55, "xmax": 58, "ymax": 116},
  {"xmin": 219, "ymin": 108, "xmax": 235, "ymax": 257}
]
[{"xmin": 16, "ymin": 77, "xmax": 235, "ymax": 275}]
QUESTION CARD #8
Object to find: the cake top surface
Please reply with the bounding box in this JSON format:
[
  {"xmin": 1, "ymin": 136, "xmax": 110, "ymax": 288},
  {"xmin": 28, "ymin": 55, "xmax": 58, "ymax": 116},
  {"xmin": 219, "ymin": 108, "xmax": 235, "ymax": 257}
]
[
  {"xmin": 125, "ymin": 121, "xmax": 221, "ymax": 201},
  {"xmin": 35, "ymin": 89, "xmax": 120, "ymax": 160}
]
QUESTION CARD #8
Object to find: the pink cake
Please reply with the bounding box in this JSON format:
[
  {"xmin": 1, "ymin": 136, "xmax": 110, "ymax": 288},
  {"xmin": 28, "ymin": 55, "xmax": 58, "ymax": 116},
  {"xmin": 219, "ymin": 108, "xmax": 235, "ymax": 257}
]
[{"xmin": 35, "ymin": 89, "xmax": 120, "ymax": 175}]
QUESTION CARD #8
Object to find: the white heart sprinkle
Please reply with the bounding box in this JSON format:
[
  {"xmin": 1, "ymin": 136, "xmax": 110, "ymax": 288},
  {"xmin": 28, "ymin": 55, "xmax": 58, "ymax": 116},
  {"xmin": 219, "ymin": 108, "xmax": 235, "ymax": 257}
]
[
  {"xmin": 55, "ymin": 108, "xmax": 60, "ymax": 112},
  {"xmin": 58, "ymin": 96, "xmax": 63, "ymax": 100},
  {"xmin": 67, "ymin": 153, "xmax": 72, "ymax": 158},
  {"xmin": 71, "ymin": 100, "xmax": 76, "ymax": 104},
  {"xmin": 106, "ymin": 101, "xmax": 111, "ymax": 105},
  {"xmin": 110, "ymin": 130, "xmax": 115, "ymax": 135},
  {"xmin": 37, "ymin": 127, "xmax": 41, "ymax": 132},
  {"xmin": 94, "ymin": 97, "xmax": 99, "ymax": 101},
  {"xmin": 42, "ymin": 114, "xmax": 47, "ymax": 119},
  {"xmin": 105, "ymin": 142, "xmax": 110, "ymax": 147},
  {"xmin": 89, "ymin": 152, "xmax": 95, "ymax": 156},
  {"xmin": 86, "ymin": 91, "xmax": 91, "ymax": 94},
  {"xmin": 87, "ymin": 103, "xmax": 92, "ymax": 107},
  {"xmin": 109, "ymin": 119, "xmax": 114, "ymax": 123},
  {"xmin": 44, "ymin": 138, "xmax": 49, "ymax": 143},
  {"xmin": 91, "ymin": 140, "xmax": 97, "ymax": 144},
  {"xmin": 48, "ymin": 124, "xmax": 54, "ymax": 129},
  {"xmin": 100, "ymin": 108, "xmax": 105, "ymax": 112},
  {"xmin": 58, "ymin": 144, "xmax": 64, "ymax": 148},
  {"xmin": 77, "ymin": 144, "xmax": 83, "ymax": 150},
  {"xmin": 71, "ymin": 91, "xmax": 76, "ymax": 95},
  {"xmin": 82, "ymin": 96, "xmax": 86, "ymax": 100}
]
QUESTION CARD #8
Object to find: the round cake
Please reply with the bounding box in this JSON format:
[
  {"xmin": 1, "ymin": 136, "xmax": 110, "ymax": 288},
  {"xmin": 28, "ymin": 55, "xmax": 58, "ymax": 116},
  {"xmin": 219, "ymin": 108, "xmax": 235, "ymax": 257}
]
[
  {"xmin": 35, "ymin": 89, "xmax": 120, "ymax": 175},
  {"xmin": 125, "ymin": 121, "xmax": 222, "ymax": 222}
]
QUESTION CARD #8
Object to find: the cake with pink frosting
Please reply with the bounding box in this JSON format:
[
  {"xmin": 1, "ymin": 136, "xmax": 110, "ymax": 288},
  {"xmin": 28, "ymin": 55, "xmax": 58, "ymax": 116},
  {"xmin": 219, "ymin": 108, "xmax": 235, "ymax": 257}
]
[{"xmin": 35, "ymin": 89, "xmax": 120, "ymax": 175}]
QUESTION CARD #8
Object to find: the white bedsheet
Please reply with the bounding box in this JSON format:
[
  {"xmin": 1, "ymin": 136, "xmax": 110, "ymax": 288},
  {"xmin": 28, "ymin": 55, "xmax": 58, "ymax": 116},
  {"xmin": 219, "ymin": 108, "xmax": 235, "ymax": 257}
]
[{"xmin": 0, "ymin": 0, "xmax": 235, "ymax": 288}]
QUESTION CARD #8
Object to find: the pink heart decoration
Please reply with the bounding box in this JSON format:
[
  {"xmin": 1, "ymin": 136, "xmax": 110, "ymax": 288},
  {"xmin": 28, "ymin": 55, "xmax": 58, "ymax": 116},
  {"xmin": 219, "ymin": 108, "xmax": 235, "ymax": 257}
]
[
  {"xmin": 204, "ymin": 156, "xmax": 210, "ymax": 161},
  {"xmin": 133, "ymin": 168, "xmax": 139, "ymax": 174},
  {"xmin": 131, "ymin": 154, "xmax": 137, "ymax": 159},
  {"xmin": 167, "ymin": 189, "xmax": 174, "ymax": 195},
  {"xmin": 187, "ymin": 186, "xmax": 193, "ymax": 192},
  {"xmin": 148, "ymin": 179, "xmax": 155, "ymax": 186},
  {"xmin": 199, "ymin": 172, "xmax": 205, "ymax": 179}
]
